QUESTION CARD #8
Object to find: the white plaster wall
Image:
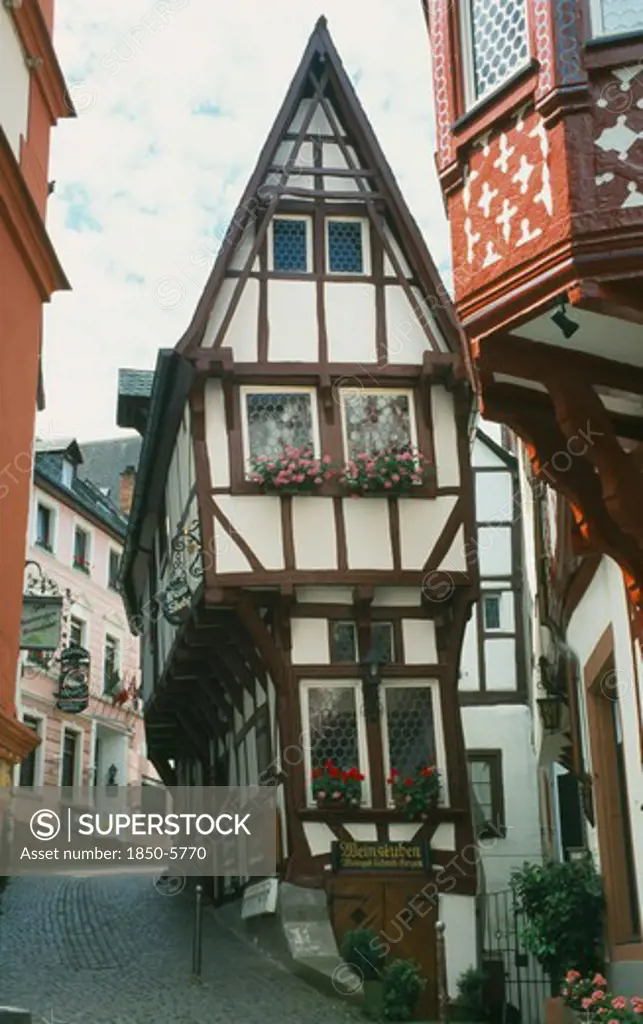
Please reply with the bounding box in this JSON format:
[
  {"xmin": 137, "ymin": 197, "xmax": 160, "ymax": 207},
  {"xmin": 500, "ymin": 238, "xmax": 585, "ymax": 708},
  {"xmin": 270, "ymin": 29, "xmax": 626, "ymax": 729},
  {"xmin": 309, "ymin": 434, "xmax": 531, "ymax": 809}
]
[
  {"xmin": 399, "ymin": 496, "xmax": 457, "ymax": 571},
  {"xmin": 326, "ymin": 283, "xmax": 377, "ymax": 362},
  {"xmin": 459, "ymin": 614, "xmax": 480, "ymax": 691},
  {"xmin": 478, "ymin": 526, "xmax": 512, "ymax": 576},
  {"xmin": 484, "ymin": 639, "xmax": 517, "ymax": 690},
  {"xmin": 291, "ymin": 619, "xmax": 330, "ymax": 665},
  {"xmin": 475, "ymin": 471, "xmax": 513, "ymax": 522},
  {"xmin": 432, "ymin": 387, "xmax": 460, "ymax": 489},
  {"xmin": 268, "ymin": 281, "xmax": 317, "ymax": 361},
  {"xmin": 296, "ymin": 586, "xmax": 353, "ymax": 604},
  {"xmin": 203, "ymin": 278, "xmax": 259, "ymax": 359},
  {"xmin": 215, "ymin": 495, "xmax": 284, "ymax": 571},
  {"xmin": 343, "ymin": 499, "xmax": 393, "ymax": 570},
  {"xmin": 382, "ymin": 225, "xmax": 412, "ymax": 278},
  {"xmin": 440, "ymin": 895, "xmax": 477, "ymax": 994},
  {"xmin": 0, "ymin": 10, "xmax": 30, "ymax": 159},
  {"xmin": 345, "ymin": 823, "xmax": 378, "ymax": 841},
  {"xmin": 463, "ymin": 705, "xmax": 542, "ymax": 894},
  {"xmin": 303, "ymin": 821, "xmax": 336, "ymax": 856},
  {"xmin": 292, "ymin": 498, "xmax": 337, "ymax": 571},
  {"xmin": 213, "ymin": 518, "xmax": 253, "ymax": 574},
  {"xmin": 443, "ymin": 527, "xmax": 467, "ymax": 572},
  {"xmin": 385, "ymin": 286, "xmax": 428, "ymax": 365},
  {"xmin": 373, "ymin": 587, "xmax": 422, "ymax": 607},
  {"xmin": 402, "ymin": 619, "xmax": 438, "ymax": 664},
  {"xmin": 205, "ymin": 379, "xmax": 230, "ymax": 488},
  {"xmin": 567, "ymin": 557, "xmax": 643, "ymax": 920}
]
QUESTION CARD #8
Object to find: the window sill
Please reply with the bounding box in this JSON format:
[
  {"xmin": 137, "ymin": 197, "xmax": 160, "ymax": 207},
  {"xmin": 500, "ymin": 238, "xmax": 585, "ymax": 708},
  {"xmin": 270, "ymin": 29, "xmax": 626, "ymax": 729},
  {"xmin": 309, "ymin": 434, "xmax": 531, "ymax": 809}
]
[
  {"xmin": 231, "ymin": 476, "xmax": 437, "ymax": 500},
  {"xmin": 454, "ymin": 59, "xmax": 538, "ymax": 134},
  {"xmin": 298, "ymin": 806, "xmax": 467, "ymax": 822},
  {"xmin": 34, "ymin": 540, "xmax": 54, "ymax": 555},
  {"xmin": 585, "ymin": 28, "xmax": 643, "ymax": 49},
  {"xmin": 73, "ymin": 563, "xmax": 91, "ymax": 575}
]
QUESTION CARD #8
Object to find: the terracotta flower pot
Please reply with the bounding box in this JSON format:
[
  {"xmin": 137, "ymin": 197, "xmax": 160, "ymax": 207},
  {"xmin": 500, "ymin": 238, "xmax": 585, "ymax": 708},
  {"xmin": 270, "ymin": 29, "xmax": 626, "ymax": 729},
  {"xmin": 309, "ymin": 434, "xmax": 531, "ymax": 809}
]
[{"xmin": 544, "ymin": 997, "xmax": 579, "ymax": 1024}]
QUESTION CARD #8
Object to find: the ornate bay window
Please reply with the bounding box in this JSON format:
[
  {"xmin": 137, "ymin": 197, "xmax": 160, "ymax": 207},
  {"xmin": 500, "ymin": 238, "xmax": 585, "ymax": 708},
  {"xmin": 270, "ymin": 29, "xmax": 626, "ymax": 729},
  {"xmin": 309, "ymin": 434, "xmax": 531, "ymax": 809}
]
[
  {"xmin": 589, "ymin": 0, "xmax": 643, "ymax": 37},
  {"xmin": 460, "ymin": 0, "xmax": 530, "ymax": 107},
  {"xmin": 339, "ymin": 389, "xmax": 417, "ymax": 459}
]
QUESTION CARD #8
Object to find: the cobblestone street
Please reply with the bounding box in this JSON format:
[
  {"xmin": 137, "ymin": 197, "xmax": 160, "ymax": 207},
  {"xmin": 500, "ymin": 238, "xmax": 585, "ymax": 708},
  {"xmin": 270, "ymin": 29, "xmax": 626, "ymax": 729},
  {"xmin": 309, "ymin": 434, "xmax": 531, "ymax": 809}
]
[{"xmin": 0, "ymin": 875, "xmax": 359, "ymax": 1023}]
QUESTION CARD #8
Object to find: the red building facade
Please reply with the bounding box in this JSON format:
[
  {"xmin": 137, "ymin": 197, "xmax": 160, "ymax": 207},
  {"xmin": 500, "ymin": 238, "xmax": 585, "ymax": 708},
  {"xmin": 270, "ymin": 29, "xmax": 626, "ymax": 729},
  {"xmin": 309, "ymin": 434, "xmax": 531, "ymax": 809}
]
[{"xmin": 0, "ymin": 0, "xmax": 72, "ymax": 780}]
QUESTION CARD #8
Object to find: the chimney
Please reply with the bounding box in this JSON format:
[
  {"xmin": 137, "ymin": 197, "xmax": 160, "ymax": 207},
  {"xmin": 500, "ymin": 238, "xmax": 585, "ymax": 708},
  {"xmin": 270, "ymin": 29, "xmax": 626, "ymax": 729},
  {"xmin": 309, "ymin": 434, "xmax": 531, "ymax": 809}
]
[{"xmin": 119, "ymin": 466, "xmax": 136, "ymax": 516}]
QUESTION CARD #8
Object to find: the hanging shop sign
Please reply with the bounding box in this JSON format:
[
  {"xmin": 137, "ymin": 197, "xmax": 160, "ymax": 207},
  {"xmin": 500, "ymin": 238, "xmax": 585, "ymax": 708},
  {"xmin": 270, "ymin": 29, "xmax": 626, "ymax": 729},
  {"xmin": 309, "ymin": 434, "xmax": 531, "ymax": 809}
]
[
  {"xmin": 331, "ymin": 840, "xmax": 431, "ymax": 873},
  {"xmin": 20, "ymin": 595, "xmax": 63, "ymax": 651},
  {"xmin": 161, "ymin": 519, "xmax": 203, "ymax": 625},
  {"xmin": 56, "ymin": 645, "xmax": 90, "ymax": 714}
]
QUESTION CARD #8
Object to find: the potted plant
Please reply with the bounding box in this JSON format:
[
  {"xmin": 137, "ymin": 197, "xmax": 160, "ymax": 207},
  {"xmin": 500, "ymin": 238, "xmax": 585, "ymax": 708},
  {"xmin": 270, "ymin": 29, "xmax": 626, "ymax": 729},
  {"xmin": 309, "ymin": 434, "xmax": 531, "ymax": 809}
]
[
  {"xmin": 339, "ymin": 447, "xmax": 430, "ymax": 496},
  {"xmin": 340, "ymin": 929, "xmax": 386, "ymax": 1020},
  {"xmin": 250, "ymin": 446, "xmax": 335, "ymax": 493},
  {"xmin": 382, "ymin": 958, "xmax": 425, "ymax": 1021},
  {"xmin": 559, "ymin": 970, "xmax": 643, "ymax": 1022},
  {"xmin": 387, "ymin": 762, "xmax": 441, "ymax": 820},
  {"xmin": 312, "ymin": 760, "xmax": 364, "ymax": 808},
  {"xmin": 510, "ymin": 855, "xmax": 604, "ymax": 995},
  {"xmin": 452, "ymin": 967, "xmax": 488, "ymax": 1022}
]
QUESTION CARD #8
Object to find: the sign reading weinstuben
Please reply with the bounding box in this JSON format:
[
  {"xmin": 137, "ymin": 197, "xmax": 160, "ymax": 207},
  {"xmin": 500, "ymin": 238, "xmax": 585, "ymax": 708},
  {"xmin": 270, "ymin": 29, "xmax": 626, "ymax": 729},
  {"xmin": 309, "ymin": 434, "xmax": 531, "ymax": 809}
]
[
  {"xmin": 331, "ymin": 840, "xmax": 431, "ymax": 873},
  {"xmin": 20, "ymin": 595, "xmax": 63, "ymax": 651},
  {"xmin": 0, "ymin": 786, "xmax": 276, "ymax": 877}
]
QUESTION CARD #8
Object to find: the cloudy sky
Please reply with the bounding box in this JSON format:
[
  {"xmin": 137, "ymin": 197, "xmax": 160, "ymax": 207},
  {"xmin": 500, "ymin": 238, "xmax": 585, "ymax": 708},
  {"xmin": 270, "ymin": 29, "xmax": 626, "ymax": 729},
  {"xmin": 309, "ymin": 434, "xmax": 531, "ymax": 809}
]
[{"xmin": 37, "ymin": 0, "xmax": 448, "ymax": 443}]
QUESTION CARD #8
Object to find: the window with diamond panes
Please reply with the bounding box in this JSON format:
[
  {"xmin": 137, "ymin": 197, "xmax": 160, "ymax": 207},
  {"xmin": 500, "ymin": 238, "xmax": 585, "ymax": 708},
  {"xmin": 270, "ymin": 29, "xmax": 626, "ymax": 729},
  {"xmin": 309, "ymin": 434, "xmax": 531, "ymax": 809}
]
[
  {"xmin": 307, "ymin": 686, "xmax": 361, "ymax": 776},
  {"xmin": 328, "ymin": 221, "xmax": 364, "ymax": 273},
  {"xmin": 329, "ymin": 621, "xmax": 394, "ymax": 663},
  {"xmin": 342, "ymin": 391, "xmax": 413, "ymax": 459},
  {"xmin": 272, "ymin": 218, "xmax": 308, "ymax": 272},
  {"xmin": 468, "ymin": 0, "xmax": 529, "ymax": 102},
  {"xmin": 373, "ymin": 622, "xmax": 394, "ymax": 663},
  {"xmin": 595, "ymin": 0, "xmax": 643, "ymax": 35},
  {"xmin": 384, "ymin": 686, "xmax": 436, "ymax": 781},
  {"xmin": 244, "ymin": 390, "xmax": 315, "ymax": 463}
]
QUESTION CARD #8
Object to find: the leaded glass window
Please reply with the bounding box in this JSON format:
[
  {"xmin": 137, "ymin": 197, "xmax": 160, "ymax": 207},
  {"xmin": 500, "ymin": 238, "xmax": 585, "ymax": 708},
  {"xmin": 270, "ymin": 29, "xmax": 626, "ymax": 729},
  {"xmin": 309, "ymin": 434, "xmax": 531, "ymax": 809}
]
[
  {"xmin": 273, "ymin": 218, "xmax": 308, "ymax": 272},
  {"xmin": 595, "ymin": 0, "xmax": 643, "ymax": 35},
  {"xmin": 328, "ymin": 221, "xmax": 364, "ymax": 273},
  {"xmin": 329, "ymin": 621, "xmax": 394, "ymax": 663},
  {"xmin": 468, "ymin": 759, "xmax": 493, "ymax": 821},
  {"xmin": 468, "ymin": 0, "xmax": 529, "ymax": 102},
  {"xmin": 384, "ymin": 686, "xmax": 435, "ymax": 782},
  {"xmin": 341, "ymin": 390, "xmax": 414, "ymax": 458},
  {"xmin": 243, "ymin": 389, "xmax": 316, "ymax": 463},
  {"xmin": 307, "ymin": 686, "xmax": 360, "ymax": 772}
]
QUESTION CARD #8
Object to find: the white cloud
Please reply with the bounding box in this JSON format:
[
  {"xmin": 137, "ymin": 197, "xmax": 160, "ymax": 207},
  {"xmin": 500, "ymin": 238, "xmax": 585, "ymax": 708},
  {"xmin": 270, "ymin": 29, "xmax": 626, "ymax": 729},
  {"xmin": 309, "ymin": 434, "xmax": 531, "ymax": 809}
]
[{"xmin": 38, "ymin": 0, "xmax": 449, "ymax": 442}]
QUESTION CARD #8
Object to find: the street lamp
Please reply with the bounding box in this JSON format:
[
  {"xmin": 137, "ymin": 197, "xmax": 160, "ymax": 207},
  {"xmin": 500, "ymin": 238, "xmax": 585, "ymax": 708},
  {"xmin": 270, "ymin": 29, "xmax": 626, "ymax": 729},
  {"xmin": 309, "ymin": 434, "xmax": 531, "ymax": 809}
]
[
  {"xmin": 360, "ymin": 649, "xmax": 384, "ymax": 723},
  {"xmin": 537, "ymin": 693, "xmax": 564, "ymax": 732}
]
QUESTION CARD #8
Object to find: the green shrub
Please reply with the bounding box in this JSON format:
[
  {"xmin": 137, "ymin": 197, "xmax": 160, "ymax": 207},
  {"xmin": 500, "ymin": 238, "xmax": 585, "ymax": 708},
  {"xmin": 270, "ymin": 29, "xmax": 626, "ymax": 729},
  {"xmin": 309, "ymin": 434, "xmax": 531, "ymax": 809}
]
[
  {"xmin": 382, "ymin": 958, "xmax": 425, "ymax": 1021},
  {"xmin": 510, "ymin": 855, "xmax": 604, "ymax": 986},
  {"xmin": 340, "ymin": 928, "xmax": 385, "ymax": 981},
  {"xmin": 455, "ymin": 967, "xmax": 488, "ymax": 1021}
]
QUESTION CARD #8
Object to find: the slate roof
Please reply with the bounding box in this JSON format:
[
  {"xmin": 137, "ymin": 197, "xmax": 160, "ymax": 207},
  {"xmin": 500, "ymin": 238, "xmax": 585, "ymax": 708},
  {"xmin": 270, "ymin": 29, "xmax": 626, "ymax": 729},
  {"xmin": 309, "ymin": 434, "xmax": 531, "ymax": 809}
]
[
  {"xmin": 35, "ymin": 447, "xmax": 128, "ymax": 538},
  {"xmin": 77, "ymin": 436, "xmax": 143, "ymax": 507},
  {"xmin": 118, "ymin": 369, "xmax": 154, "ymax": 399}
]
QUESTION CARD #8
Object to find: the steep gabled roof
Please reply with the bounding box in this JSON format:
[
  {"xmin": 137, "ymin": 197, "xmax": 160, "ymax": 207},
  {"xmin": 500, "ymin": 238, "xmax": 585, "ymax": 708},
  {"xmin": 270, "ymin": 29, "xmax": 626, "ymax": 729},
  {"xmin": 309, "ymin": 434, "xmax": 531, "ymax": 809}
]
[{"xmin": 176, "ymin": 16, "xmax": 466, "ymax": 362}]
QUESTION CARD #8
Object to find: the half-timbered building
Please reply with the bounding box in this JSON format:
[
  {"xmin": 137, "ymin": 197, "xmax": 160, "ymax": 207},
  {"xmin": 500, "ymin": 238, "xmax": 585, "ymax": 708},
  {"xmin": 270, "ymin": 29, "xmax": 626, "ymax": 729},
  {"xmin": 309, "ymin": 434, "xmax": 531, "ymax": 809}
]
[
  {"xmin": 120, "ymin": 19, "xmax": 480, "ymax": 1014},
  {"xmin": 422, "ymin": 0, "xmax": 643, "ymax": 995}
]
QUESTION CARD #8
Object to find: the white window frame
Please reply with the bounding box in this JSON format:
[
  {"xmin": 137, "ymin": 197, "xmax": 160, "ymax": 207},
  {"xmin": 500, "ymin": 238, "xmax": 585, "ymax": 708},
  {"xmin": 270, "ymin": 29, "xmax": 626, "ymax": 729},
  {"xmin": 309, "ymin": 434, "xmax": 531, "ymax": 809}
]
[
  {"xmin": 69, "ymin": 613, "xmax": 87, "ymax": 649},
  {"xmin": 33, "ymin": 498, "xmax": 58, "ymax": 555},
  {"xmin": 325, "ymin": 216, "xmax": 371, "ymax": 276},
  {"xmin": 107, "ymin": 545, "xmax": 122, "ymax": 590},
  {"xmin": 72, "ymin": 520, "xmax": 93, "ymax": 574},
  {"xmin": 240, "ymin": 384, "xmax": 321, "ymax": 475},
  {"xmin": 338, "ymin": 387, "xmax": 419, "ymax": 461},
  {"xmin": 380, "ymin": 680, "xmax": 448, "ymax": 807},
  {"xmin": 300, "ymin": 679, "xmax": 371, "ymax": 807},
  {"xmin": 59, "ymin": 724, "xmax": 84, "ymax": 788},
  {"xmin": 460, "ymin": 0, "xmax": 531, "ymax": 110},
  {"xmin": 15, "ymin": 710, "xmax": 46, "ymax": 787},
  {"xmin": 102, "ymin": 632, "xmax": 122, "ymax": 695},
  {"xmin": 61, "ymin": 459, "xmax": 74, "ymax": 489},
  {"xmin": 269, "ymin": 214, "xmax": 313, "ymax": 273},
  {"xmin": 589, "ymin": 0, "xmax": 643, "ymax": 37}
]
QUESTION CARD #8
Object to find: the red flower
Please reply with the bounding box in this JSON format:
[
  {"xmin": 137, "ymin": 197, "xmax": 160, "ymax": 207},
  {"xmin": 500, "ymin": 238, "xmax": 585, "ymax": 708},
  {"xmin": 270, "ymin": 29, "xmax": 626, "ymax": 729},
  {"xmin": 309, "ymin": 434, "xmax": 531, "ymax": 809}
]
[
  {"xmin": 330, "ymin": 765, "xmax": 340, "ymax": 778},
  {"xmin": 420, "ymin": 766, "xmax": 435, "ymax": 777},
  {"xmin": 312, "ymin": 768, "xmax": 322, "ymax": 778},
  {"xmin": 389, "ymin": 768, "xmax": 399, "ymax": 778},
  {"xmin": 404, "ymin": 778, "xmax": 414, "ymax": 787}
]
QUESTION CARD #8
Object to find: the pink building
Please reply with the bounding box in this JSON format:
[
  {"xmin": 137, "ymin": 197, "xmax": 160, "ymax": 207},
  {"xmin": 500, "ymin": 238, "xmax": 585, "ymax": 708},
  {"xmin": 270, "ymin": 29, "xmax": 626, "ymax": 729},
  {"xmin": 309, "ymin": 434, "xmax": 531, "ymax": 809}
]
[{"xmin": 16, "ymin": 439, "xmax": 157, "ymax": 788}]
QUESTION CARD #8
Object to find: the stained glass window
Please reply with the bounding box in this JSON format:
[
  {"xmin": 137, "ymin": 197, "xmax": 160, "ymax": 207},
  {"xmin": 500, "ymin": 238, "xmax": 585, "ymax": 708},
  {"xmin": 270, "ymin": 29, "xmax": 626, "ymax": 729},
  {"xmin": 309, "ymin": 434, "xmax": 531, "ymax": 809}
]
[
  {"xmin": 341, "ymin": 391, "xmax": 413, "ymax": 458},
  {"xmin": 307, "ymin": 686, "xmax": 360, "ymax": 771},
  {"xmin": 273, "ymin": 218, "xmax": 308, "ymax": 272},
  {"xmin": 385, "ymin": 686, "xmax": 435, "ymax": 781},
  {"xmin": 330, "ymin": 622, "xmax": 357, "ymax": 663},
  {"xmin": 244, "ymin": 390, "xmax": 315, "ymax": 462},
  {"xmin": 328, "ymin": 221, "xmax": 364, "ymax": 273},
  {"xmin": 469, "ymin": 0, "xmax": 529, "ymax": 101},
  {"xmin": 597, "ymin": 0, "xmax": 643, "ymax": 35}
]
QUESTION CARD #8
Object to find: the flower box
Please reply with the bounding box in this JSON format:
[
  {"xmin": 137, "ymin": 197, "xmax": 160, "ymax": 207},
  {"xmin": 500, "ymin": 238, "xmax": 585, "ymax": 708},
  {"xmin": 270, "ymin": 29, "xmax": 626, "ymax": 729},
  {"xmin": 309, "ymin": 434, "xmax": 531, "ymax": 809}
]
[
  {"xmin": 388, "ymin": 762, "xmax": 441, "ymax": 821},
  {"xmin": 312, "ymin": 760, "xmax": 364, "ymax": 808},
  {"xmin": 339, "ymin": 447, "xmax": 431, "ymax": 496},
  {"xmin": 250, "ymin": 446, "xmax": 334, "ymax": 494},
  {"xmin": 558, "ymin": 970, "xmax": 643, "ymax": 1022}
]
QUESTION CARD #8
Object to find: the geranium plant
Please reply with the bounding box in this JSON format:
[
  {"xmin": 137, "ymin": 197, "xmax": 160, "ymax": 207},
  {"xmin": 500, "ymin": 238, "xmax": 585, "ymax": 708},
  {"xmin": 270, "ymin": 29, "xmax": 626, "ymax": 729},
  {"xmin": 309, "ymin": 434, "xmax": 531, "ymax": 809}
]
[
  {"xmin": 312, "ymin": 760, "xmax": 364, "ymax": 807},
  {"xmin": 339, "ymin": 446, "xmax": 430, "ymax": 495},
  {"xmin": 250, "ymin": 446, "xmax": 335, "ymax": 493},
  {"xmin": 562, "ymin": 969, "xmax": 643, "ymax": 1021},
  {"xmin": 387, "ymin": 761, "xmax": 441, "ymax": 820}
]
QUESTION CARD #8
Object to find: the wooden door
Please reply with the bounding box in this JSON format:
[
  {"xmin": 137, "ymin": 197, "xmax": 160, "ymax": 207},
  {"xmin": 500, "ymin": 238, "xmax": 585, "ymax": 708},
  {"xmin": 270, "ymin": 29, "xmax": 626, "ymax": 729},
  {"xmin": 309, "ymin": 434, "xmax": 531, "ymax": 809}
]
[{"xmin": 328, "ymin": 878, "xmax": 438, "ymax": 1020}]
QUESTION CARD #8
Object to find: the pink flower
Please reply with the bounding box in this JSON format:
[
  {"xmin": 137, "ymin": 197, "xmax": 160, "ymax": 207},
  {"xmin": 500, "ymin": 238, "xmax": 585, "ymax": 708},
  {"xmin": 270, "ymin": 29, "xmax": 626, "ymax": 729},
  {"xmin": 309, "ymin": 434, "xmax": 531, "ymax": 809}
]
[
  {"xmin": 611, "ymin": 998, "xmax": 627, "ymax": 1010},
  {"xmin": 332, "ymin": 790, "xmax": 342, "ymax": 800},
  {"xmin": 317, "ymin": 790, "xmax": 327, "ymax": 800},
  {"xmin": 314, "ymin": 477, "xmax": 322, "ymax": 484},
  {"xmin": 594, "ymin": 975, "xmax": 608, "ymax": 988},
  {"xmin": 391, "ymin": 474, "xmax": 400, "ymax": 483},
  {"xmin": 582, "ymin": 999, "xmax": 592, "ymax": 1010},
  {"xmin": 322, "ymin": 454, "xmax": 333, "ymax": 465},
  {"xmin": 591, "ymin": 991, "xmax": 605, "ymax": 1002},
  {"xmin": 384, "ymin": 481, "xmax": 392, "ymax": 489}
]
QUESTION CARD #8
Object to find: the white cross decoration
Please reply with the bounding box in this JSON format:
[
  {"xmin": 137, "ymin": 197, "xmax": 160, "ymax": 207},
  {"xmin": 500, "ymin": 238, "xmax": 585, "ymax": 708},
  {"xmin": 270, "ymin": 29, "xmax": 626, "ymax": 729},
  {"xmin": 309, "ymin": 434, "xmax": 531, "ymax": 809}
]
[
  {"xmin": 494, "ymin": 133, "xmax": 516, "ymax": 174},
  {"xmin": 529, "ymin": 119, "xmax": 549, "ymax": 159},
  {"xmin": 595, "ymin": 115, "xmax": 643, "ymax": 161},
  {"xmin": 474, "ymin": 131, "xmax": 492, "ymax": 157},
  {"xmin": 478, "ymin": 181, "xmax": 499, "ymax": 218},
  {"xmin": 534, "ymin": 163, "xmax": 554, "ymax": 216},
  {"xmin": 512, "ymin": 154, "xmax": 534, "ymax": 194},
  {"xmin": 595, "ymin": 172, "xmax": 615, "ymax": 185},
  {"xmin": 463, "ymin": 167, "xmax": 480, "ymax": 211},
  {"xmin": 482, "ymin": 240, "xmax": 502, "ymax": 268},
  {"xmin": 623, "ymin": 181, "xmax": 643, "ymax": 208},
  {"xmin": 465, "ymin": 217, "xmax": 481, "ymax": 264},
  {"xmin": 516, "ymin": 218, "xmax": 543, "ymax": 247},
  {"xmin": 496, "ymin": 199, "xmax": 519, "ymax": 243},
  {"xmin": 514, "ymin": 103, "xmax": 529, "ymax": 133}
]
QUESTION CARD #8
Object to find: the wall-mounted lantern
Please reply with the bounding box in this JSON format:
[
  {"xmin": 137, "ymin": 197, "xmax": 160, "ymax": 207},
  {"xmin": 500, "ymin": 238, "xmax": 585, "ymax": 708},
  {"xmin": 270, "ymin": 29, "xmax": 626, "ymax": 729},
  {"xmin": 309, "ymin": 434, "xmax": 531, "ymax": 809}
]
[
  {"xmin": 537, "ymin": 693, "xmax": 564, "ymax": 733},
  {"xmin": 360, "ymin": 649, "xmax": 383, "ymax": 724}
]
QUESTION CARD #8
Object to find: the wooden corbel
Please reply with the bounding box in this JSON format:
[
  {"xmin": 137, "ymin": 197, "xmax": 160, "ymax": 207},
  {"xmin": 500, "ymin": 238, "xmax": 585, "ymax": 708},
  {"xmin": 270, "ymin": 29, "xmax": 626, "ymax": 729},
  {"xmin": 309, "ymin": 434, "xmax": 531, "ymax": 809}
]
[
  {"xmin": 319, "ymin": 372, "xmax": 335, "ymax": 422},
  {"xmin": 353, "ymin": 585, "xmax": 374, "ymax": 660}
]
